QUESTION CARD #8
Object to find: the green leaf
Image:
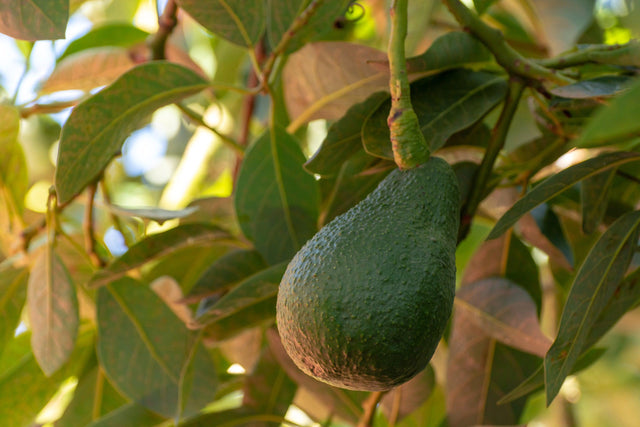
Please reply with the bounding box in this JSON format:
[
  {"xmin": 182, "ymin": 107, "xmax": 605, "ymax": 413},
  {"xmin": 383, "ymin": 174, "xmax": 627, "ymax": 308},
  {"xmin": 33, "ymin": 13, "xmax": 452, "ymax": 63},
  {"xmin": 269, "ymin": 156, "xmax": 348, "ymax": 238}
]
[
  {"xmin": 394, "ymin": 383, "xmax": 447, "ymax": 427},
  {"xmin": 267, "ymin": 0, "xmax": 352, "ymax": 53},
  {"xmin": 549, "ymin": 75, "xmax": 633, "ymax": 99},
  {"xmin": 87, "ymin": 402, "xmax": 166, "ymax": 427},
  {"xmin": 28, "ymin": 251, "xmax": 78, "ymax": 376},
  {"xmin": 581, "ymin": 168, "xmax": 616, "ymax": 234},
  {"xmin": 242, "ymin": 344, "xmax": 297, "ymax": 424},
  {"xmin": 0, "ymin": 0, "xmax": 69, "ymax": 40},
  {"xmin": 55, "ymin": 365, "xmax": 128, "ymax": 427},
  {"xmin": 585, "ymin": 267, "xmax": 640, "ymax": 348},
  {"xmin": 0, "ymin": 329, "xmax": 94, "ymax": 426},
  {"xmin": 58, "ymin": 23, "xmax": 149, "ymax": 61},
  {"xmin": 235, "ymin": 126, "xmax": 320, "ymax": 265},
  {"xmin": 96, "ymin": 277, "xmax": 218, "ymax": 418},
  {"xmin": 188, "ymin": 249, "xmax": 267, "ymax": 300},
  {"xmin": 498, "ymin": 347, "xmax": 606, "ymax": 404},
  {"xmin": 575, "ymin": 78, "xmax": 640, "ymax": 147},
  {"xmin": 89, "ymin": 223, "xmax": 233, "ymax": 288},
  {"xmin": 304, "ymin": 91, "xmax": 388, "ymax": 177},
  {"xmin": 406, "ymin": 31, "xmax": 492, "ymax": 73},
  {"xmin": 179, "ymin": 407, "xmax": 261, "ymax": 427},
  {"xmin": 545, "ymin": 210, "xmax": 640, "ymax": 405},
  {"xmin": 106, "ymin": 205, "xmax": 199, "ymax": 225},
  {"xmin": 198, "ymin": 263, "xmax": 287, "ymax": 335},
  {"xmin": 473, "ymin": 0, "xmax": 498, "ymax": 14},
  {"xmin": 0, "ymin": 267, "xmax": 27, "ymax": 358},
  {"xmin": 362, "ymin": 70, "xmax": 507, "ymax": 159},
  {"xmin": 176, "ymin": 0, "xmax": 265, "ymax": 47},
  {"xmin": 455, "ymin": 278, "xmax": 551, "ymax": 358},
  {"xmin": 55, "ymin": 62, "xmax": 210, "ymax": 204},
  {"xmin": 381, "ymin": 366, "xmax": 435, "ymax": 423},
  {"xmin": 0, "ymin": 105, "xmax": 27, "ymax": 216},
  {"xmin": 318, "ymin": 154, "xmax": 394, "ymax": 226},
  {"xmin": 487, "ymin": 151, "xmax": 640, "ymax": 239}
]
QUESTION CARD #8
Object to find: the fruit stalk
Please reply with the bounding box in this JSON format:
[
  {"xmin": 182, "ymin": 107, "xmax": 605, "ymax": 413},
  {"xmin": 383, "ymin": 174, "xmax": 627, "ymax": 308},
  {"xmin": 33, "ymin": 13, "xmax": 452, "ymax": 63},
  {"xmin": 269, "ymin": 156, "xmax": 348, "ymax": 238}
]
[{"xmin": 387, "ymin": 0, "xmax": 430, "ymax": 169}]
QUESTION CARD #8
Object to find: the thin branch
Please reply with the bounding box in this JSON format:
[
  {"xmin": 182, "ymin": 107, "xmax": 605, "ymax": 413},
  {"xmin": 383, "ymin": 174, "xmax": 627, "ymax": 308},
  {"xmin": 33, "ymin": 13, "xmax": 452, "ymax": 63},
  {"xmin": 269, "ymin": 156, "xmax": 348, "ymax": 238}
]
[
  {"xmin": 176, "ymin": 103, "xmax": 245, "ymax": 155},
  {"xmin": 150, "ymin": 0, "xmax": 179, "ymax": 60},
  {"xmin": 442, "ymin": 0, "xmax": 573, "ymax": 86},
  {"xmin": 100, "ymin": 179, "xmax": 136, "ymax": 248},
  {"xmin": 83, "ymin": 183, "xmax": 105, "ymax": 267},
  {"xmin": 357, "ymin": 391, "xmax": 384, "ymax": 427},
  {"xmin": 387, "ymin": 0, "xmax": 430, "ymax": 169},
  {"xmin": 260, "ymin": 0, "xmax": 326, "ymax": 88},
  {"xmin": 536, "ymin": 40, "xmax": 640, "ymax": 69},
  {"xmin": 459, "ymin": 80, "xmax": 525, "ymax": 242},
  {"xmin": 19, "ymin": 99, "xmax": 81, "ymax": 118}
]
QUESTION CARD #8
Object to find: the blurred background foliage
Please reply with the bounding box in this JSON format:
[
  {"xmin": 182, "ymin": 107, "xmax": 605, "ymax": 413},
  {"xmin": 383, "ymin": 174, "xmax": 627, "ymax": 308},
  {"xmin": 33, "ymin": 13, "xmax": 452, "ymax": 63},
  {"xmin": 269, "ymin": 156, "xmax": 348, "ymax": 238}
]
[{"xmin": 1, "ymin": 0, "xmax": 640, "ymax": 426}]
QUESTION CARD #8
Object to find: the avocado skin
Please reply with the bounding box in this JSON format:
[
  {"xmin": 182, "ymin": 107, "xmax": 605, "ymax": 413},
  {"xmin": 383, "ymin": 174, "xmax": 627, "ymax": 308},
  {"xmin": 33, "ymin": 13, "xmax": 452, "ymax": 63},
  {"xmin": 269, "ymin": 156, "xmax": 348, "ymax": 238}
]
[{"xmin": 276, "ymin": 157, "xmax": 460, "ymax": 391}]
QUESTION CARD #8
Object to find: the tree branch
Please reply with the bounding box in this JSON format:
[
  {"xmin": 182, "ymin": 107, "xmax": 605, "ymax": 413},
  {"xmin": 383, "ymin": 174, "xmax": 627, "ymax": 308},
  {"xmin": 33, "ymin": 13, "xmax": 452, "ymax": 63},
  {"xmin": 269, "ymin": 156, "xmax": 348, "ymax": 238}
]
[
  {"xmin": 442, "ymin": 0, "xmax": 573, "ymax": 86},
  {"xmin": 150, "ymin": 0, "xmax": 179, "ymax": 60}
]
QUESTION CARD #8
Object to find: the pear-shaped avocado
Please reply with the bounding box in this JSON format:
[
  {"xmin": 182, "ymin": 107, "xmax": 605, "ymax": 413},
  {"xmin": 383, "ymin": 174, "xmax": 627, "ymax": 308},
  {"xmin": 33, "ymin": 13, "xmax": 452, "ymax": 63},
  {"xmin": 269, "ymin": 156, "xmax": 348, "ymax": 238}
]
[{"xmin": 276, "ymin": 157, "xmax": 460, "ymax": 391}]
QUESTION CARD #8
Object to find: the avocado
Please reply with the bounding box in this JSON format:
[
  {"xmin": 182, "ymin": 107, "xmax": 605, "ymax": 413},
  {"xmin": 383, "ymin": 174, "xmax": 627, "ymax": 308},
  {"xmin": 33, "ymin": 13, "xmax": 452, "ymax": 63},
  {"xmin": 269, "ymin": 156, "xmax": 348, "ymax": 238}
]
[{"xmin": 276, "ymin": 157, "xmax": 460, "ymax": 391}]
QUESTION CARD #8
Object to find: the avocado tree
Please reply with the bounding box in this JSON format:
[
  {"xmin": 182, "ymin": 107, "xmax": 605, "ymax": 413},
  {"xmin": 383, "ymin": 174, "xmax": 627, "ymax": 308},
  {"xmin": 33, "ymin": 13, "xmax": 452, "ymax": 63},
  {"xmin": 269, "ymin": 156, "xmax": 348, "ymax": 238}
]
[{"xmin": 1, "ymin": 0, "xmax": 639, "ymax": 426}]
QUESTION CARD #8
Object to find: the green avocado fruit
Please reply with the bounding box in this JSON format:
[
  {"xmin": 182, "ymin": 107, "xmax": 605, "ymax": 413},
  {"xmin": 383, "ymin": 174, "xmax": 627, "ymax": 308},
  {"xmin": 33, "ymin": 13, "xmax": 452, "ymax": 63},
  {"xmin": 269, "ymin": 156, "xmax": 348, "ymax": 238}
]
[{"xmin": 276, "ymin": 157, "xmax": 460, "ymax": 391}]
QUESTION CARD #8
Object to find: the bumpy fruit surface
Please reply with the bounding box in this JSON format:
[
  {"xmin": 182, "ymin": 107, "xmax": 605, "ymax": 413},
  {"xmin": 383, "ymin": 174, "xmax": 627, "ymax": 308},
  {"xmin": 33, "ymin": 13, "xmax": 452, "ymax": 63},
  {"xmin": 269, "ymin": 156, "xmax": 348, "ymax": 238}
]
[{"xmin": 276, "ymin": 157, "xmax": 460, "ymax": 391}]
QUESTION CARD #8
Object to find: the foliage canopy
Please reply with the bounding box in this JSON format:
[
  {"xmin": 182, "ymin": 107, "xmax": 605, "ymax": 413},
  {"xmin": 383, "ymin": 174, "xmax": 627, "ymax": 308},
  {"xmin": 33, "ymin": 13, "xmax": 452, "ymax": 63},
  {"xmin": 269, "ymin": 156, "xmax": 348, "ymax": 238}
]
[{"xmin": 0, "ymin": 0, "xmax": 639, "ymax": 426}]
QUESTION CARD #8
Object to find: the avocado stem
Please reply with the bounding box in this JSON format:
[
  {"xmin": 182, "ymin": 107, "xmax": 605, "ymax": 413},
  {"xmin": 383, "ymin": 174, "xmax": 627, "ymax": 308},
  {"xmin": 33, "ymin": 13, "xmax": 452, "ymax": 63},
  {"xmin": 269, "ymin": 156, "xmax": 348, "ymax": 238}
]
[{"xmin": 387, "ymin": 0, "xmax": 430, "ymax": 170}]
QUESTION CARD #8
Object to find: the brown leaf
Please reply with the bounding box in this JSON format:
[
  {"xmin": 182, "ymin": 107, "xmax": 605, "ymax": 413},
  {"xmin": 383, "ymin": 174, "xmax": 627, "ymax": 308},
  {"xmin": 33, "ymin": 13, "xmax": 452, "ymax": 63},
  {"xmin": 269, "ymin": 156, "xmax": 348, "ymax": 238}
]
[
  {"xmin": 41, "ymin": 47, "xmax": 135, "ymax": 93},
  {"xmin": 455, "ymin": 278, "xmax": 551, "ymax": 358},
  {"xmin": 150, "ymin": 276, "xmax": 195, "ymax": 328},
  {"xmin": 447, "ymin": 279, "xmax": 541, "ymax": 427},
  {"xmin": 28, "ymin": 250, "xmax": 79, "ymax": 376},
  {"xmin": 283, "ymin": 41, "xmax": 389, "ymax": 131},
  {"xmin": 517, "ymin": 213, "xmax": 572, "ymax": 271}
]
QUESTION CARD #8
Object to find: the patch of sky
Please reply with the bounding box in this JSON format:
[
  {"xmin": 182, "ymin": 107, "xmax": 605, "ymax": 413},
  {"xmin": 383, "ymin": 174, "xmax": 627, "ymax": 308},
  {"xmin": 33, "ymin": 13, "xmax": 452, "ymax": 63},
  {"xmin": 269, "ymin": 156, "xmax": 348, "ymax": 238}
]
[{"xmin": 120, "ymin": 126, "xmax": 169, "ymax": 177}]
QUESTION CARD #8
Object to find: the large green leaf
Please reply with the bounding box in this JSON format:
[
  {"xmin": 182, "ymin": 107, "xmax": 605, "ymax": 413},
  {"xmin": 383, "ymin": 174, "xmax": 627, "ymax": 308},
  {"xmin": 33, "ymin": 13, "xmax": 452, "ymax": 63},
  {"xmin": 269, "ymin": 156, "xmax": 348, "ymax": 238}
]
[
  {"xmin": 318, "ymin": 154, "xmax": 394, "ymax": 226},
  {"xmin": 267, "ymin": 0, "xmax": 352, "ymax": 53},
  {"xmin": 199, "ymin": 263, "xmax": 287, "ymax": 339},
  {"xmin": 89, "ymin": 223, "xmax": 233, "ymax": 288},
  {"xmin": 0, "ymin": 267, "xmax": 27, "ymax": 358},
  {"xmin": 0, "ymin": 329, "xmax": 93, "ymax": 427},
  {"xmin": 188, "ymin": 249, "xmax": 267, "ymax": 301},
  {"xmin": 498, "ymin": 347, "xmax": 606, "ymax": 404},
  {"xmin": 87, "ymin": 403, "xmax": 166, "ymax": 427},
  {"xmin": 0, "ymin": 0, "xmax": 68, "ymax": 40},
  {"xmin": 581, "ymin": 168, "xmax": 616, "ymax": 234},
  {"xmin": 584, "ymin": 267, "xmax": 640, "ymax": 348},
  {"xmin": 58, "ymin": 23, "xmax": 149, "ymax": 61},
  {"xmin": 55, "ymin": 364, "xmax": 128, "ymax": 426},
  {"xmin": 96, "ymin": 277, "xmax": 218, "ymax": 419},
  {"xmin": 406, "ymin": 31, "xmax": 492, "ymax": 73},
  {"xmin": 235, "ymin": 126, "xmax": 320, "ymax": 265},
  {"xmin": 544, "ymin": 210, "xmax": 640, "ymax": 404},
  {"xmin": 27, "ymin": 251, "xmax": 78, "ymax": 376},
  {"xmin": 487, "ymin": 151, "xmax": 640, "ymax": 239},
  {"xmin": 305, "ymin": 92, "xmax": 388, "ymax": 177},
  {"xmin": 362, "ymin": 70, "xmax": 507, "ymax": 159},
  {"xmin": 549, "ymin": 75, "xmax": 633, "ymax": 99},
  {"xmin": 0, "ymin": 105, "xmax": 27, "ymax": 216},
  {"xmin": 574, "ymin": 77, "xmax": 640, "ymax": 148},
  {"xmin": 176, "ymin": 0, "xmax": 264, "ymax": 47},
  {"xmin": 55, "ymin": 62, "xmax": 210, "ymax": 204},
  {"xmin": 242, "ymin": 344, "xmax": 297, "ymax": 424}
]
